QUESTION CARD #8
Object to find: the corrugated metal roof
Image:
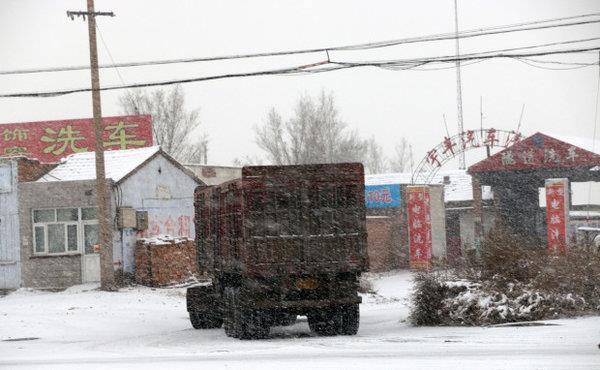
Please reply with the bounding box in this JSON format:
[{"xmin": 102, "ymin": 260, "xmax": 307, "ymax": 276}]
[{"xmin": 38, "ymin": 146, "xmax": 161, "ymax": 183}]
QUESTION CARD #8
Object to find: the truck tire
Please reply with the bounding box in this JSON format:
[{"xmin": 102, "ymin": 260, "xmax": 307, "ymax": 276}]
[
  {"xmin": 232, "ymin": 288, "xmax": 269, "ymax": 339},
  {"xmin": 339, "ymin": 304, "xmax": 359, "ymax": 335},
  {"xmin": 308, "ymin": 308, "xmax": 342, "ymax": 336},
  {"xmin": 223, "ymin": 287, "xmax": 238, "ymax": 338},
  {"xmin": 189, "ymin": 311, "xmax": 223, "ymax": 329}
]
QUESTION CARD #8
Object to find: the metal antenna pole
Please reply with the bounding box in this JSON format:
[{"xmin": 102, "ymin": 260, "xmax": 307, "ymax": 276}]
[
  {"xmin": 67, "ymin": 0, "xmax": 116, "ymax": 291},
  {"xmin": 454, "ymin": 0, "xmax": 466, "ymax": 169}
]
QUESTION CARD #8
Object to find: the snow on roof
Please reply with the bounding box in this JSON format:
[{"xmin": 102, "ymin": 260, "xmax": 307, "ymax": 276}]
[
  {"xmin": 38, "ymin": 146, "xmax": 161, "ymax": 183},
  {"xmin": 366, "ymin": 169, "xmax": 493, "ymax": 203}
]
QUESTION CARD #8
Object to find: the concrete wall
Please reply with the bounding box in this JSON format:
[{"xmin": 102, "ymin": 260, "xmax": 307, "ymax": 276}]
[
  {"xmin": 18, "ymin": 180, "xmax": 115, "ymax": 289},
  {"xmin": 116, "ymin": 154, "xmax": 200, "ymax": 274},
  {"xmin": 429, "ymin": 185, "xmax": 447, "ymax": 260},
  {"xmin": 458, "ymin": 209, "xmax": 495, "ymax": 250},
  {"xmin": 0, "ymin": 160, "xmax": 20, "ymax": 290},
  {"xmin": 184, "ymin": 164, "xmax": 241, "ymax": 186}
]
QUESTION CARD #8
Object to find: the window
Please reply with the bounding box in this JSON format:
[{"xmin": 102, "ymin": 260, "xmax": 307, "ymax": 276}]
[{"xmin": 32, "ymin": 208, "xmax": 98, "ymax": 255}]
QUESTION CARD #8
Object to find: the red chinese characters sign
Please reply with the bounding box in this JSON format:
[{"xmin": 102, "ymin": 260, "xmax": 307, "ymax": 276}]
[
  {"xmin": 0, "ymin": 115, "xmax": 152, "ymax": 163},
  {"xmin": 545, "ymin": 178, "xmax": 569, "ymax": 256},
  {"xmin": 469, "ymin": 132, "xmax": 600, "ymax": 173},
  {"xmin": 407, "ymin": 185, "xmax": 432, "ymax": 270}
]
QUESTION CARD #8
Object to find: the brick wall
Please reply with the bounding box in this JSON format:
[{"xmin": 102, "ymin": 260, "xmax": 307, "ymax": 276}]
[
  {"xmin": 366, "ymin": 206, "xmax": 409, "ymax": 272},
  {"xmin": 135, "ymin": 238, "xmax": 197, "ymax": 287},
  {"xmin": 16, "ymin": 158, "xmax": 56, "ymax": 182}
]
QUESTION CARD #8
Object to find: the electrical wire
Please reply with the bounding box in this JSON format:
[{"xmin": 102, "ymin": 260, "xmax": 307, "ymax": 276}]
[
  {"xmin": 2, "ymin": 13, "xmax": 600, "ymax": 76},
  {"xmin": 330, "ymin": 37, "xmax": 600, "ymax": 66},
  {"xmin": 513, "ymin": 58, "xmax": 596, "ymax": 70},
  {"xmin": 96, "ymin": 22, "xmax": 126, "ymax": 86},
  {"xmin": 2, "ymin": 46, "xmax": 599, "ymax": 99}
]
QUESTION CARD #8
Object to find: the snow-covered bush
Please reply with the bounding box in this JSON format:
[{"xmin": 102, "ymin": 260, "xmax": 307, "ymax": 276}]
[{"xmin": 410, "ymin": 228, "xmax": 600, "ymax": 326}]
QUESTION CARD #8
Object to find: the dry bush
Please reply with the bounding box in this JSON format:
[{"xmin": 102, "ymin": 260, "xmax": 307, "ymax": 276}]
[
  {"xmin": 410, "ymin": 227, "xmax": 600, "ymax": 326},
  {"xmin": 409, "ymin": 272, "xmax": 450, "ymax": 326},
  {"xmin": 478, "ymin": 226, "xmax": 547, "ymax": 285}
]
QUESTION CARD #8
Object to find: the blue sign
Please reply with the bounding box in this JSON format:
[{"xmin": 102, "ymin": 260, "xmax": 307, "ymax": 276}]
[{"xmin": 365, "ymin": 184, "xmax": 401, "ymax": 209}]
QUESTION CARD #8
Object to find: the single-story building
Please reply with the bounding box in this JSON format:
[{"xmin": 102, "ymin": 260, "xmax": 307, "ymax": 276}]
[
  {"xmin": 18, "ymin": 146, "xmax": 203, "ymax": 289},
  {"xmin": 0, "ymin": 158, "xmax": 56, "ymax": 291}
]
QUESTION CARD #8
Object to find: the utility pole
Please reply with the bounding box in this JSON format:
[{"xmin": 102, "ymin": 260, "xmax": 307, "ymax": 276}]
[
  {"xmin": 454, "ymin": 0, "xmax": 466, "ymax": 169},
  {"xmin": 67, "ymin": 1, "xmax": 116, "ymax": 291}
]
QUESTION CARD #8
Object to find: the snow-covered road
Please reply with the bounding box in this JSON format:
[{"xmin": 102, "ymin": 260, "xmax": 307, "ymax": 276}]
[{"xmin": 1, "ymin": 271, "xmax": 598, "ymax": 370}]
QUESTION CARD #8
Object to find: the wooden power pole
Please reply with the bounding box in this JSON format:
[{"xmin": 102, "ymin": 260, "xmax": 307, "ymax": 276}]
[{"xmin": 67, "ymin": 1, "xmax": 116, "ymax": 291}]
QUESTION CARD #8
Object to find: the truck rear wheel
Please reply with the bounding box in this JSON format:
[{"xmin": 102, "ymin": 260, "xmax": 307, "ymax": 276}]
[
  {"xmin": 189, "ymin": 311, "xmax": 223, "ymax": 329},
  {"xmin": 308, "ymin": 308, "xmax": 342, "ymax": 336},
  {"xmin": 237, "ymin": 308, "xmax": 269, "ymax": 339},
  {"xmin": 308, "ymin": 305, "xmax": 360, "ymax": 336},
  {"xmin": 224, "ymin": 286, "xmax": 270, "ymax": 339},
  {"xmin": 339, "ymin": 304, "xmax": 360, "ymax": 335},
  {"xmin": 223, "ymin": 287, "xmax": 238, "ymax": 338}
]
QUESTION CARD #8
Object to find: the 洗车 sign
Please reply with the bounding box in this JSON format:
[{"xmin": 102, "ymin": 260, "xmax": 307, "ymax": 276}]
[
  {"xmin": 365, "ymin": 184, "xmax": 401, "ymax": 209},
  {"xmin": 0, "ymin": 115, "xmax": 153, "ymax": 163}
]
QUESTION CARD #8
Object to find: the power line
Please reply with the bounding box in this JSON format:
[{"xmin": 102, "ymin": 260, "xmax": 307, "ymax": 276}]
[
  {"xmin": 513, "ymin": 58, "xmax": 597, "ymax": 70},
  {"xmin": 331, "ymin": 37, "xmax": 600, "ymax": 66},
  {"xmin": 2, "ymin": 13, "xmax": 600, "ymax": 76},
  {"xmin": 95, "ymin": 22, "xmax": 126, "ymax": 86},
  {"xmin": 2, "ymin": 46, "xmax": 599, "ymax": 99}
]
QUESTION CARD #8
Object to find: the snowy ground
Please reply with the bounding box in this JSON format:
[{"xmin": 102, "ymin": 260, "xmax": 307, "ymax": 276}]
[{"xmin": 1, "ymin": 270, "xmax": 598, "ymax": 370}]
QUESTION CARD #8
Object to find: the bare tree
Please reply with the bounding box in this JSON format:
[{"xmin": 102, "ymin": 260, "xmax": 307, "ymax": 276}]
[
  {"xmin": 363, "ymin": 137, "xmax": 389, "ymax": 174},
  {"xmin": 255, "ymin": 91, "xmax": 367, "ymax": 166},
  {"xmin": 118, "ymin": 85, "xmax": 208, "ymax": 163},
  {"xmin": 389, "ymin": 138, "xmax": 412, "ymax": 173}
]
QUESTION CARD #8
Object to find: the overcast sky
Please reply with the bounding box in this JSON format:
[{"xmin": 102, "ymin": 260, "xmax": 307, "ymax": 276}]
[{"xmin": 1, "ymin": 0, "xmax": 599, "ymax": 168}]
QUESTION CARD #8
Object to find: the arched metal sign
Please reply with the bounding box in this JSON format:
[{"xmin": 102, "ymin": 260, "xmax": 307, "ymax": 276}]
[{"xmin": 411, "ymin": 128, "xmax": 522, "ymax": 184}]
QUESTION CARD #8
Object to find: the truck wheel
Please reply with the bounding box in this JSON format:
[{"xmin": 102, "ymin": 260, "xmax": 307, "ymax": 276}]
[
  {"xmin": 231, "ymin": 288, "xmax": 269, "ymax": 339},
  {"xmin": 223, "ymin": 287, "xmax": 238, "ymax": 338},
  {"xmin": 339, "ymin": 304, "xmax": 359, "ymax": 335},
  {"xmin": 237, "ymin": 308, "xmax": 270, "ymax": 339},
  {"xmin": 189, "ymin": 311, "xmax": 223, "ymax": 329},
  {"xmin": 190, "ymin": 311, "xmax": 223, "ymax": 329},
  {"xmin": 308, "ymin": 308, "xmax": 342, "ymax": 336}
]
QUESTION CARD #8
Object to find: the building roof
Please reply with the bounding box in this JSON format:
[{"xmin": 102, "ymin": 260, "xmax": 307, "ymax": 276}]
[
  {"xmin": 366, "ymin": 169, "xmax": 493, "ymax": 203},
  {"xmin": 39, "ymin": 146, "xmax": 163, "ymax": 183},
  {"xmin": 184, "ymin": 164, "xmax": 242, "ymax": 186},
  {"xmin": 468, "ymin": 132, "xmax": 600, "ymax": 174}
]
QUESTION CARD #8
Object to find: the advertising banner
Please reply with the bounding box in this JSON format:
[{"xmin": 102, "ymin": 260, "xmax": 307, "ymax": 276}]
[
  {"xmin": 406, "ymin": 185, "xmax": 432, "ymax": 269},
  {"xmin": 0, "ymin": 115, "xmax": 152, "ymax": 163},
  {"xmin": 545, "ymin": 178, "xmax": 569, "ymax": 256},
  {"xmin": 365, "ymin": 184, "xmax": 401, "ymax": 209}
]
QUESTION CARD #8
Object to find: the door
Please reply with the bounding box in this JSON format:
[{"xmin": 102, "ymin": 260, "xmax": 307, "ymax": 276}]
[{"xmin": 81, "ymin": 223, "xmax": 100, "ymax": 283}]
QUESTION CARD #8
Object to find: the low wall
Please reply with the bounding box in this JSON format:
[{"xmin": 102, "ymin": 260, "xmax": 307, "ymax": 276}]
[{"xmin": 135, "ymin": 237, "xmax": 197, "ymax": 287}]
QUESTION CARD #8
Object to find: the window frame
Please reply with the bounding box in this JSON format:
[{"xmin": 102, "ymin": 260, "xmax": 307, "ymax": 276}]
[{"xmin": 32, "ymin": 207, "xmax": 98, "ymax": 256}]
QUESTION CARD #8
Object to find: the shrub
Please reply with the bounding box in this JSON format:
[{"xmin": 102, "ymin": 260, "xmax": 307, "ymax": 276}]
[
  {"xmin": 409, "ymin": 272, "xmax": 449, "ymax": 326},
  {"xmin": 410, "ymin": 227, "xmax": 600, "ymax": 326}
]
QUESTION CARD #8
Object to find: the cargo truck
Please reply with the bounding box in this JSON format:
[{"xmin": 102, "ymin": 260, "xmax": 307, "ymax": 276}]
[{"xmin": 186, "ymin": 163, "xmax": 368, "ymax": 339}]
